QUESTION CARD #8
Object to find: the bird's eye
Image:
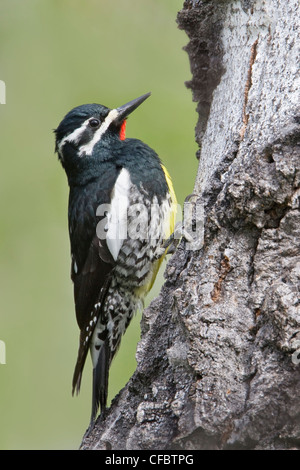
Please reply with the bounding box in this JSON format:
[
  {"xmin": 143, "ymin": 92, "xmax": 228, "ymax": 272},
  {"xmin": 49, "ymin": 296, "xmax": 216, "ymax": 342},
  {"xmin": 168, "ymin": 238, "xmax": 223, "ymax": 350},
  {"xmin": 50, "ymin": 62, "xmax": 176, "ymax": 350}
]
[{"xmin": 89, "ymin": 118, "xmax": 100, "ymax": 128}]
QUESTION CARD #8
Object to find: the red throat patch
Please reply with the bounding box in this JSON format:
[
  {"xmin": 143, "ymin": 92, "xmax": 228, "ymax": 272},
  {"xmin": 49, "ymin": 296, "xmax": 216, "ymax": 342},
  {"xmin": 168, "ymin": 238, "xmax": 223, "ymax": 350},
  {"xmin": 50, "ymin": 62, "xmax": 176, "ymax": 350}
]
[{"xmin": 119, "ymin": 120, "xmax": 127, "ymax": 140}]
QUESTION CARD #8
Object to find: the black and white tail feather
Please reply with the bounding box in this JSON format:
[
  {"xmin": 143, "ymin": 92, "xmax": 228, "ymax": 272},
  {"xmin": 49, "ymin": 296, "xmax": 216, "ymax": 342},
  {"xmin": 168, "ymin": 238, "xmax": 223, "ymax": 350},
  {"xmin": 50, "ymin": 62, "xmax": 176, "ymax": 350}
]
[{"xmin": 72, "ymin": 272, "xmax": 113, "ymax": 429}]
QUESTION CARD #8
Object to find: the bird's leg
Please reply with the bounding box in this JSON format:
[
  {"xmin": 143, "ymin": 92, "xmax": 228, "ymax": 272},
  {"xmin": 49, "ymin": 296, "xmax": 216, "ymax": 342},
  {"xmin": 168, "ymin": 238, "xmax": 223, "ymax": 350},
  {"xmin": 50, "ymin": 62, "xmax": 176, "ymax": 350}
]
[
  {"xmin": 164, "ymin": 193, "xmax": 203, "ymax": 254},
  {"xmin": 163, "ymin": 221, "xmax": 193, "ymax": 254}
]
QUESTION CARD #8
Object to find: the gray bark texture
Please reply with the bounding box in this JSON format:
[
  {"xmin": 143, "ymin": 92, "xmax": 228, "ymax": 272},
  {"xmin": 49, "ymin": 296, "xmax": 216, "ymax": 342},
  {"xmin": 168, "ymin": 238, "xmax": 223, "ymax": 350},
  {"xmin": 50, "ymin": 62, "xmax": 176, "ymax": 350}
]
[{"xmin": 81, "ymin": 0, "xmax": 300, "ymax": 450}]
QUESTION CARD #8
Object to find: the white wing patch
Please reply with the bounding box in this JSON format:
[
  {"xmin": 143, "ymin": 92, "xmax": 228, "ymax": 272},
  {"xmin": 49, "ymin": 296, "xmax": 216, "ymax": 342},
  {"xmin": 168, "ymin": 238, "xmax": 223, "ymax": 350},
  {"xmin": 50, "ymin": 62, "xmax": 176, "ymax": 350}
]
[{"xmin": 106, "ymin": 168, "xmax": 131, "ymax": 261}]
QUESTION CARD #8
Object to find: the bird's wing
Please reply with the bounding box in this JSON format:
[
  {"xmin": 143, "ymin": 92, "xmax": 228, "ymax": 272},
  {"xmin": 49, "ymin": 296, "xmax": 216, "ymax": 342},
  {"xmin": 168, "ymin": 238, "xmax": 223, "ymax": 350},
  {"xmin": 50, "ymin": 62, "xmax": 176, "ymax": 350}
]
[
  {"xmin": 70, "ymin": 167, "xmax": 132, "ymax": 397},
  {"xmin": 68, "ymin": 174, "xmax": 116, "ymax": 396},
  {"xmin": 71, "ymin": 233, "xmax": 115, "ymax": 396}
]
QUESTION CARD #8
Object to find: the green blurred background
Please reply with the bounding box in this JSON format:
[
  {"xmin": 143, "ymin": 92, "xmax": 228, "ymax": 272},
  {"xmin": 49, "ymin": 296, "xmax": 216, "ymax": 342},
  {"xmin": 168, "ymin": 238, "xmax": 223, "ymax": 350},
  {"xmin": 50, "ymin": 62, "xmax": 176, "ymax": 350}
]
[{"xmin": 0, "ymin": 0, "xmax": 197, "ymax": 449}]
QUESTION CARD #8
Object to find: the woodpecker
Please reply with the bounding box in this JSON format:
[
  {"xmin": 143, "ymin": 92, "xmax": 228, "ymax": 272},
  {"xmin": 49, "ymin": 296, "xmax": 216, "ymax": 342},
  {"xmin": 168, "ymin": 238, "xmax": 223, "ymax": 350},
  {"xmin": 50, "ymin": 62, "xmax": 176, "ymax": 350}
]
[{"xmin": 54, "ymin": 93, "xmax": 177, "ymax": 429}]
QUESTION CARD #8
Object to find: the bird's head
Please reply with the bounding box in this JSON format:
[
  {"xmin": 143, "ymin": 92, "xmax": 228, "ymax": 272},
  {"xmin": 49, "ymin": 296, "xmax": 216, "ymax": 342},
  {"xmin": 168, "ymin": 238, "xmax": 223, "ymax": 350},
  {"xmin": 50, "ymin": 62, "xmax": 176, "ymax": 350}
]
[{"xmin": 54, "ymin": 92, "xmax": 151, "ymax": 168}]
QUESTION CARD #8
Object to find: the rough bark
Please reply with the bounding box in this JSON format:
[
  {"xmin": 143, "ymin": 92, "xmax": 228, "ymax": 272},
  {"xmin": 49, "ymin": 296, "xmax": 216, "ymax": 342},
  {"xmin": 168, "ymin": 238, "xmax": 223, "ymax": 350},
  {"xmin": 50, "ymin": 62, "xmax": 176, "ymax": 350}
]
[{"xmin": 81, "ymin": 0, "xmax": 300, "ymax": 450}]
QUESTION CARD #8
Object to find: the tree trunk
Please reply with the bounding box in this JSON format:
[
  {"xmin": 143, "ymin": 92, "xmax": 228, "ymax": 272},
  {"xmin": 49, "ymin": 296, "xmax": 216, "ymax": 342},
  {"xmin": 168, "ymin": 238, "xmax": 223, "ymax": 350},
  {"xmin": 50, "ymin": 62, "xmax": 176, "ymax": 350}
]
[{"xmin": 81, "ymin": 0, "xmax": 300, "ymax": 450}]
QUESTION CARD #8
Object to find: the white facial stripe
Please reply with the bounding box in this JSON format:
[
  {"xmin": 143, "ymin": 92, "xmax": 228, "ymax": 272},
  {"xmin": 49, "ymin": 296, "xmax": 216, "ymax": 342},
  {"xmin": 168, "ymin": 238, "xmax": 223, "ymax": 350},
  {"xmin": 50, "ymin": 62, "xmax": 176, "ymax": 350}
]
[
  {"xmin": 78, "ymin": 108, "xmax": 119, "ymax": 157},
  {"xmin": 57, "ymin": 118, "xmax": 90, "ymax": 154}
]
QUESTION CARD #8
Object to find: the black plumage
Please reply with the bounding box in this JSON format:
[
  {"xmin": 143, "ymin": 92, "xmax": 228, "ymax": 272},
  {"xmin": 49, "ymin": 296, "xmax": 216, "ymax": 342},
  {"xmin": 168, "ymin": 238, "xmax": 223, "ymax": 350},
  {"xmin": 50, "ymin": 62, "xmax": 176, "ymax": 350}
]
[{"xmin": 54, "ymin": 94, "xmax": 176, "ymax": 429}]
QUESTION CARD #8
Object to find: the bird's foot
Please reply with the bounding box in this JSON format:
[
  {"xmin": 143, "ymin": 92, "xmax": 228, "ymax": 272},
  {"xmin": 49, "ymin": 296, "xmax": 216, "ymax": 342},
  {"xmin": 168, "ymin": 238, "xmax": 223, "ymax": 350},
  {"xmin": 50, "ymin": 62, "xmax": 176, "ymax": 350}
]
[
  {"xmin": 165, "ymin": 193, "xmax": 204, "ymax": 253},
  {"xmin": 163, "ymin": 222, "xmax": 194, "ymax": 254}
]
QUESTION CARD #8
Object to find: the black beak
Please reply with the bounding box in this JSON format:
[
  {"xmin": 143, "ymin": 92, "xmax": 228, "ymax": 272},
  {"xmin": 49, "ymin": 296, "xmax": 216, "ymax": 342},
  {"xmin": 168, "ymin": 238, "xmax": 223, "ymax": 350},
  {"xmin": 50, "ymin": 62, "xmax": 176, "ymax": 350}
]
[{"xmin": 115, "ymin": 92, "xmax": 151, "ymax": 124}]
